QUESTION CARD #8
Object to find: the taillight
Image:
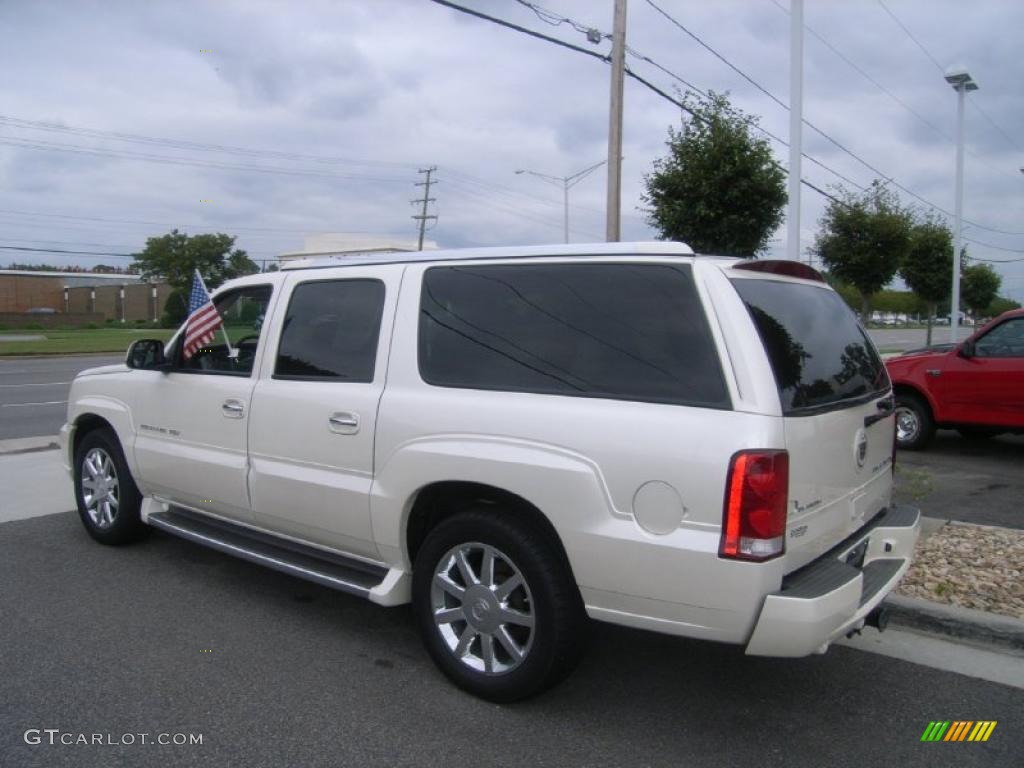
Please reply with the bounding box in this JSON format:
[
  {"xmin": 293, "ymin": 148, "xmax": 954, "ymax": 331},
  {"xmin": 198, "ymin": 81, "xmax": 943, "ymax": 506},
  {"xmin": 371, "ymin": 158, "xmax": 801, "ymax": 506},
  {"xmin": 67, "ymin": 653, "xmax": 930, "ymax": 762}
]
[{"xmin": 720, "ymin": 450, "xmax": 789, "ymax": 561}]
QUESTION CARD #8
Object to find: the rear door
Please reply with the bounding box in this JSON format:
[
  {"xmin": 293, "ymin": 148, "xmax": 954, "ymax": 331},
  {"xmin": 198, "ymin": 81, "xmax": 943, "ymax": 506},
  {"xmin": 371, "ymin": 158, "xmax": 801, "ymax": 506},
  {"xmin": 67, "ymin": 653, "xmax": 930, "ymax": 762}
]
[
  {"xmin": 730, "ymin": 275, "xmax": 893, "ymax": 572},
  {"xmin": 245, "ymin": 266, "xmax": 401, "ymax": 559}
]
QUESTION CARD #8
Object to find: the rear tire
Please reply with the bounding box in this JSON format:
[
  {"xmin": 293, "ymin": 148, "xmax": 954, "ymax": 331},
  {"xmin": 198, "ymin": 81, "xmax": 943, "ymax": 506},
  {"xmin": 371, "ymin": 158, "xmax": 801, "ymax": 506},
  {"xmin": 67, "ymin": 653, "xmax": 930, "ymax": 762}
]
[
  {"xmin": 894, "ymin": 394, "xmax": 934, "ymax": 450},
  {"xmin": 412, "ymin": 507, "xmax": 586, "ymax": 702},
  {"xmin": 74, "ymin": 428, "xmax": 147, "ymax": 545}
]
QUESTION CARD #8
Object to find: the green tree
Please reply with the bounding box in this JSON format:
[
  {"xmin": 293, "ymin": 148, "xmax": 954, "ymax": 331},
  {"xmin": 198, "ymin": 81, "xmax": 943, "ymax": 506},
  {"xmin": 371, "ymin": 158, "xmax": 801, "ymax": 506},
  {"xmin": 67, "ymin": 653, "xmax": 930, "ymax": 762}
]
[
  {"xmin": 900, "ymin": 216, "xmax": 953, "ymax": 345},
  {"xmin": 960, "ymin": 263, "xmax": 1001, "ymax": 320},
  {"xmin": 984, "ymin": 296, "xmax": 1021, "ymax": 317},
  {"xmin": 641, "ymin": 91, "xmax": 786, "ymax": 256},
  {"xmin": 811, "ymin": 181, "xmax": 914, "ymax": 322},
  {"xmin": 132, "ymin": 230, "xmax": 258, "ymax": 293}
]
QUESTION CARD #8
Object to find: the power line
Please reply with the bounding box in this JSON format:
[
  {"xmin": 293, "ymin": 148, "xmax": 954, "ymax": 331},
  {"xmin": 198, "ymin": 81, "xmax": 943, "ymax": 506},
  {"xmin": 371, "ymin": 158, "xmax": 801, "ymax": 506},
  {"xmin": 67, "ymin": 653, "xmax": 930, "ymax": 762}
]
[
  {"xmin": 0, "ymin": 245, "xmax": 134, "ymax": 258},
  {"xmin": 768, "ymin": 0, "xmax": 1020, "ymax": 183},
  {"xmin": 644, "ymin": 0, "xmax": 1024, "ymax": 237},
  {"xmin": 0, "ymin": 135, "xmax": 411, "ymax": 183},
  {"xmin": 0, "ymin": 115, "xmax": 420, "ymax": 170},
  {"xmin": 875, "ymin": 0, "xmax": 945, "ymax": 73},
  {"xmin": 429, "ymin": 0, "xmax": 856, "ymax": 208},
  {"xmin": 874, "ymin": 1, "xmax": 1024, "ymax": 156}
]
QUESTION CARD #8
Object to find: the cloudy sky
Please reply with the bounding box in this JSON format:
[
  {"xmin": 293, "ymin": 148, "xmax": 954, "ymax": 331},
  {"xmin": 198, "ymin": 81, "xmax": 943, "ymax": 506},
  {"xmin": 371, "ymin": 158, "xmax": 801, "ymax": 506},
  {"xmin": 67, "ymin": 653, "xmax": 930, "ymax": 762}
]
[{"xmin": 1, "ymin": 0, "xmax": 1022, "ymax": 300}]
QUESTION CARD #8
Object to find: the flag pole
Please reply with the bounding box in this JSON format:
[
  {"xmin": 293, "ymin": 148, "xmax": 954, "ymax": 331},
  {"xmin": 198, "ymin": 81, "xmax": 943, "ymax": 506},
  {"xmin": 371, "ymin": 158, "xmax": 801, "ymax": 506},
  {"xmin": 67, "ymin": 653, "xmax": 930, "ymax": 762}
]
[{"xmin": 196, "ymin": 270, "xmax": 235, "ymax": 357}]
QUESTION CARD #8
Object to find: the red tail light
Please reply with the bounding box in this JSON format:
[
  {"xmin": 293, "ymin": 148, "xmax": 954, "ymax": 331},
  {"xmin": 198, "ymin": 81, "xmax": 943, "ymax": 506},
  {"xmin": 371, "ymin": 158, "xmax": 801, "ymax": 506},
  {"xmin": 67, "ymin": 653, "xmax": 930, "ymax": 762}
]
[{"xmin": 720, "ymin": 450, "xmax": 789, "ymax": 561}]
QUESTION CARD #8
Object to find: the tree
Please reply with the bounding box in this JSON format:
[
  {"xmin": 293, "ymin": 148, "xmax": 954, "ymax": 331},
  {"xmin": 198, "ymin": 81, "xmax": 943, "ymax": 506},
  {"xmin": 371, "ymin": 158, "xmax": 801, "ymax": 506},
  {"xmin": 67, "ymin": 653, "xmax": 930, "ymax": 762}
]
[
  {"xmin": 811, "ymin": 181, "xmax": 914, "ymax": 322},
  {"xmin": 960, "ymin": 263, "xmax": 1001, "ymax": 319},
  {"xmin": 899, "ymin": 216, "xmax": 952, "ymax": 345},
  {"xmin": 132, "ymin": 230, "xmax": 258, "ymax": 293},
  {"xmin": 984, "ymin": 296, "xmax": 1021, "ymax": 318},
  {"xmin": 641, "ymin": 90, "xmax": 786, "ymax": 256}
]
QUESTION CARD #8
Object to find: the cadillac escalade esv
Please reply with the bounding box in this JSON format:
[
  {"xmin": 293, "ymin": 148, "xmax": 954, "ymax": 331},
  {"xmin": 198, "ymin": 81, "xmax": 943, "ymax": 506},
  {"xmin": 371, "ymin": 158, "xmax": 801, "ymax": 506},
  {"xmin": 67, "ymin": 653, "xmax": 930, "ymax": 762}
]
[{"xmin": 62, "ymin": 242, "xmax": 920, "ymax": 701}]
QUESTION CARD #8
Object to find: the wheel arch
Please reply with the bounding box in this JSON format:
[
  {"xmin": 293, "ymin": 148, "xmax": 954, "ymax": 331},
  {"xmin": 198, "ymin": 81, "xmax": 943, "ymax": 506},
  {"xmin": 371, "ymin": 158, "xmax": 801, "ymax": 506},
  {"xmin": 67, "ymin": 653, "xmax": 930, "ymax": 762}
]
[
  {"xmin": 404, "ymin": 481, "xmax": 576, "ymax": 582},
  {"xmin": 892, "ymin": 382, "xmax": 939, "ymax": 424}
]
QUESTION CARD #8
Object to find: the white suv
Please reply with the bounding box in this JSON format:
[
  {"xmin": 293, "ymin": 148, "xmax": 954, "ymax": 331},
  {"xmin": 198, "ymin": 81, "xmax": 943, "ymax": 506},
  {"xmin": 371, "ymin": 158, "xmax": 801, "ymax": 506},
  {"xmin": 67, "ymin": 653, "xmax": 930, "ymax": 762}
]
[{"xmin": 61, "ymin": 242, "xmax": 920, "ymax": 701}]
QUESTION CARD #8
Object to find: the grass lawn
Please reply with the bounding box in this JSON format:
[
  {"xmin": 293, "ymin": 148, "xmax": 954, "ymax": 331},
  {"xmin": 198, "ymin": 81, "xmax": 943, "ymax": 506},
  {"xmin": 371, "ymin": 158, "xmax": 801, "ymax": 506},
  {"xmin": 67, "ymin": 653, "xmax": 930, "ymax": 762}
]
[{"xmin": 0, "ymin": 328, "xmax": 175, "ymax": 356}]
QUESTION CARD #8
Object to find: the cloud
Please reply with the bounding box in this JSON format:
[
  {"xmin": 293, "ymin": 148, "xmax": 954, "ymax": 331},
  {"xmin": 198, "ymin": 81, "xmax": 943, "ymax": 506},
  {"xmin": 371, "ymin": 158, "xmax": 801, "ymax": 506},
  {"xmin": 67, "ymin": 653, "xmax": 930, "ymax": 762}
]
[{"xmin": 0, "ymin": 0, "xmax": 1021, "ymax": 297}]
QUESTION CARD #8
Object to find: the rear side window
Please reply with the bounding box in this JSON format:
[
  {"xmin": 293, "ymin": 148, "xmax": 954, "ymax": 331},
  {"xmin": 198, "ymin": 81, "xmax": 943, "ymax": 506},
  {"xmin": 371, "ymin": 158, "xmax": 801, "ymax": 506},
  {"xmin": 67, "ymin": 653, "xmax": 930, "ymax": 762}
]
[
  {"xmin": 731, "ymin": 278, "xmax": 888, "ymax": 415},
  {"xmin": 418, "ymin": 263, "xmax": 729, "ymax": 408},
  {"xmin": 275, "ymin": 279, "xmax": 385, "ymax": 382}
]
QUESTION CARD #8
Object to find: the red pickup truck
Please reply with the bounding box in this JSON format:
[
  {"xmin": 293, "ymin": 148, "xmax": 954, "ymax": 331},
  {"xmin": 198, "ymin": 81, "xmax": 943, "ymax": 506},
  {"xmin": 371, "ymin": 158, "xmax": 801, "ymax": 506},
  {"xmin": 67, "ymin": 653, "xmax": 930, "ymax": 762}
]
[{"xmin": 886, "ymin": 308, "xmax": 1024, "ymax": 449}]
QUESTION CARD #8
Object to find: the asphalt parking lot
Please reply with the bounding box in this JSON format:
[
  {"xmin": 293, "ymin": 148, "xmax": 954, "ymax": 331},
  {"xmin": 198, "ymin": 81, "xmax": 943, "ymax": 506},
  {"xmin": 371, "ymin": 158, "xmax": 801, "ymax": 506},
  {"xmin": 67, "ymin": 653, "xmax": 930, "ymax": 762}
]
[
  {"xmin": 1, "ymin": 511, "xmax": 1021, "ymax": 768},
  {"xmin": 1, "ymin": 350, "xmax": 1022, "ymax": 766},
  {"xmin": 0, "ymin": 354, "xmax": 120, "ymax": 440}
]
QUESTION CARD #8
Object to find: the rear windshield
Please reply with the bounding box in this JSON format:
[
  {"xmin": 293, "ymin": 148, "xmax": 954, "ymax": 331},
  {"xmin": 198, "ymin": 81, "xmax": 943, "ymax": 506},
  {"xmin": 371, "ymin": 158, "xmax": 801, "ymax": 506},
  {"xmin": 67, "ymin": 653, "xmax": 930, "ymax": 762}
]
[
  {"xmin": 730, "ymin": 278, "xmax": 889, "ymax": 415},
  {"xmin": 419, "ymin": 262, "xmax": 730, "ymax": 409}
]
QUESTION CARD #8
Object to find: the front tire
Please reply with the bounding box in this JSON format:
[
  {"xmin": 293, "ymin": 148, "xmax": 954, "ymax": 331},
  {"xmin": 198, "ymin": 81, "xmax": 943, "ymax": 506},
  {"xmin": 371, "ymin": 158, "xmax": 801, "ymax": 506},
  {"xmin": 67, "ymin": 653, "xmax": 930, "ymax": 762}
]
[
  {"xmin": 412, "ymin": 508, "xmax": 586, "ymax": 702},
  {"xmin": 894, "ymin": 393, "xmax": 935, "ymax": 450},
  {"xmin": 74, "ymin": 428, "xmax": 147, "ymax": 545}
]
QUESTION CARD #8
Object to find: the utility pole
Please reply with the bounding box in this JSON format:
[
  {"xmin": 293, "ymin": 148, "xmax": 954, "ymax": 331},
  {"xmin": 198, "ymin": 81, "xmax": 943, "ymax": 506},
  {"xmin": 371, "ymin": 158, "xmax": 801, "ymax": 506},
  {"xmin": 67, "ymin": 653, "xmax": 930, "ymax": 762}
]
[
  {"xmin": 787, "ymin": 0, "xmax": 804, "ymax": 262},
  {"xmin": 605, "ymin": 0, "xmax": 627, "ymax": 242},
  {"xmin": 412, "ymin": 167, "xmax": 438, "ymax": 251}
]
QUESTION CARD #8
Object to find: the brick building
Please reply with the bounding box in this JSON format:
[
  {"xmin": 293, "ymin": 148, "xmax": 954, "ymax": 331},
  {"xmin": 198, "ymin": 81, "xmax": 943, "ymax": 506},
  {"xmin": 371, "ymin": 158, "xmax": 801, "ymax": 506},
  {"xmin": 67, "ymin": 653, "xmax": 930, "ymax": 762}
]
[{"xmin": 0, "ymin": 270, "xmax": 171, "ymax": 325}]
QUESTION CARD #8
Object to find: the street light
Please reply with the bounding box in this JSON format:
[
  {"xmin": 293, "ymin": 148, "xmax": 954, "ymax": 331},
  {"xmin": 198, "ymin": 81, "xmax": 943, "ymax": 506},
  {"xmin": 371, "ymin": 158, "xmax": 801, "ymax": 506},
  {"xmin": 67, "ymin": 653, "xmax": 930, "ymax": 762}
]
[
  {"xmin": 945, "ymin": 67, "xmax": 978, "ymax": 343},
  {"xmin": 515, "ymin": 160, "xmax": 607, "ymax": 243}
]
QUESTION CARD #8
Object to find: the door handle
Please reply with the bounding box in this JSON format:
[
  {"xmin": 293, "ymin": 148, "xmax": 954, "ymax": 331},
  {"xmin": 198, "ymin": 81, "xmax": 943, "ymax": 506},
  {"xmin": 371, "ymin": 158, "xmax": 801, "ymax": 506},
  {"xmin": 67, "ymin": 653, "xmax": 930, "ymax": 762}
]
[
  {"xmin": 328, "ymin": 412, "xmax": 360, "ymax": 435},
  {"xmin": 864, "ymin": 395, "xmax": 894, "ymax": 428},
  {"xmin": 222, "ymin": 399, "xmax": 245, "ymax": 418}
]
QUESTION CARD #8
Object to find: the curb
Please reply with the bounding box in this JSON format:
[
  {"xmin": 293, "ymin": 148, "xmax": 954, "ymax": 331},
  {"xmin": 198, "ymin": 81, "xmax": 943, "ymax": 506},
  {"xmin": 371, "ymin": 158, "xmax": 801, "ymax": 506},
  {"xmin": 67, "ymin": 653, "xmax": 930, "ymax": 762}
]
[
  {"xmin": 884, "ymin": 594, "xmax": 1024, "ymax": 652},
  {"xmin": 0, "ymin": 436, "xmax": 60, "ymax": 456}
]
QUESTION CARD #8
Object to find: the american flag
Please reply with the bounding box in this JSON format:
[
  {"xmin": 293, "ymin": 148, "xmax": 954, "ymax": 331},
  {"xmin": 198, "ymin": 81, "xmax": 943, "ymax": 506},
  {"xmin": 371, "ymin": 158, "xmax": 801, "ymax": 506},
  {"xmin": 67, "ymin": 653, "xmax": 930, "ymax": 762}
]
[{"xmin": 182, "ymin": 270, "xmax": 223, "ymax": 359}]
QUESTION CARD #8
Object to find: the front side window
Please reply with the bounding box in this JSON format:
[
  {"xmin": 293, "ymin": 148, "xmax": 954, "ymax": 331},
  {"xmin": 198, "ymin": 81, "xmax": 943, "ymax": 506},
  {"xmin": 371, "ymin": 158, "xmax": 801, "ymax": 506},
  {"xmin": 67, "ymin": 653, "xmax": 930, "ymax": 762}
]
[
  {"xmin": 418, "ymin": 263, "xmax": 729, "ymax": 408},
  {"xmin": 173, "ymin": 285, "xmax": 272, "ymax": 376},
  {"xmin": 274, "ymin": 279, "xmax": 385, "ymax": 382},
  {"xmin": 975, "ymin": 317, "xmax": 1024, "ymax": 358}
]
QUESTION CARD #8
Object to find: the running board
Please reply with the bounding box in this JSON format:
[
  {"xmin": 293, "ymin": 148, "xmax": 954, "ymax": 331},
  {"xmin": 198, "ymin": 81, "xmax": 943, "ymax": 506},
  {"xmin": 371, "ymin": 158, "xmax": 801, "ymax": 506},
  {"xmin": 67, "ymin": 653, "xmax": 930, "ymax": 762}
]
[{"xmin": 148, "ymin": 508, "xmax": 388, "ymax": 599}]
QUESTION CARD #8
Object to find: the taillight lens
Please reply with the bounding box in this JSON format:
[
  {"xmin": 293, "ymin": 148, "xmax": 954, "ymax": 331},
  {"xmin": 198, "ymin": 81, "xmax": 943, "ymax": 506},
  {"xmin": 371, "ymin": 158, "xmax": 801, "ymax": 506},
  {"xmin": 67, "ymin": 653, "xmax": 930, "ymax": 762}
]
[{"xmin": 720, "ymin": 450, "xmax": 789, "ymax": 561}]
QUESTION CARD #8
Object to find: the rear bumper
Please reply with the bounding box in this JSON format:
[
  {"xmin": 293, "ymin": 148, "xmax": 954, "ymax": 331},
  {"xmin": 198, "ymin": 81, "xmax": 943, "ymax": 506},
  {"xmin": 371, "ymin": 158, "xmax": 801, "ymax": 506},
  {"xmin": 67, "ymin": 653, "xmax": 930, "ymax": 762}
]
[{"xmin": 745, "ymin": 504, "xmax": 921, "ymax": 657}]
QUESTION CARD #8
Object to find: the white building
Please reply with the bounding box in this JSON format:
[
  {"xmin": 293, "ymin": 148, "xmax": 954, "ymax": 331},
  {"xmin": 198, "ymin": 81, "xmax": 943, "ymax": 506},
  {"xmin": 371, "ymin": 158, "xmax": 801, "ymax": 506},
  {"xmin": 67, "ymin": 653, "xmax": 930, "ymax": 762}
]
[{"xmin": 278, "ymin": 234, "xmax": 439, "ymax": 263}]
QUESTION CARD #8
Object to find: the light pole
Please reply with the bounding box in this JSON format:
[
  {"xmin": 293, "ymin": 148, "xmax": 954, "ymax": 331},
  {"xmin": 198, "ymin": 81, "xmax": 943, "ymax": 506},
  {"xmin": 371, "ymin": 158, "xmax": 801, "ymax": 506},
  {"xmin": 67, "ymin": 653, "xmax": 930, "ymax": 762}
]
[
  {"xmin": 787, "ymin": 0, "xmax": 804, "ymax": 263},
  {"xmin": 516, "ymin": 160, "xmax": 607, "ymax": 243},
  {"xmin": 945, "ymin": 67, "xmax": 978, "ymax": 343}
]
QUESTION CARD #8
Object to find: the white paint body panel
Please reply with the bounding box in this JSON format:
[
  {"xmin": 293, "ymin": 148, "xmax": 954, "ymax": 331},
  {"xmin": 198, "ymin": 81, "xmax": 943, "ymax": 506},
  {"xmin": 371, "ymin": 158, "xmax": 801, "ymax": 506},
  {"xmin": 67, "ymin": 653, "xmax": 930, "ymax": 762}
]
[{"xmin": 61, "ymin": 243, "xmax": 916, "ymax": 656}]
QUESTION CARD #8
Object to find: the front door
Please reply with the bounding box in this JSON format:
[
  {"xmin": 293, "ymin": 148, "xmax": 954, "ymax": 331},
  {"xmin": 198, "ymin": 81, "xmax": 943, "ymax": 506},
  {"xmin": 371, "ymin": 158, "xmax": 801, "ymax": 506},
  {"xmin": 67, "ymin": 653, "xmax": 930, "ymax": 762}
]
[
  {"xmin": 246, "ymin": 266, "xmax": 401, "ymax": 559},
  {"xmin": 132, "ymin": 283, "xmax": 275, "ymax": 521},
  {"xmin": 941, "ymin": 316, "xmax": 1024, "ymax": 426}
]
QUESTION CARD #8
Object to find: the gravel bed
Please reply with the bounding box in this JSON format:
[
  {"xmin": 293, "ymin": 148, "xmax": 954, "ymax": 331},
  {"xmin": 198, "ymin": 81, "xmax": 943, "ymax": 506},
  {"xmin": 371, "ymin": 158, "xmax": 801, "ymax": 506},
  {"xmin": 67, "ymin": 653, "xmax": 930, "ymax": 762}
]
[{"xmin": 897, "ymin": 522, "xmax": 1024, "ymax": 619}]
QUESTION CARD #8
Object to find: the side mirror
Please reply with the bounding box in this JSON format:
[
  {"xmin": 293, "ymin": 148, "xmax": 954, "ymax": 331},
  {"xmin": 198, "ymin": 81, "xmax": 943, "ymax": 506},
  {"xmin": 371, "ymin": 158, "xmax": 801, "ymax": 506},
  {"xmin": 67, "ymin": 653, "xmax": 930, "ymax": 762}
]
[
  {"xmin": 126, "ymin": 339, "xmax": 168, "ymax": 370},
  {"xmin": 958, "ymin": 340, "xmax": 975, "ymax": 359}
]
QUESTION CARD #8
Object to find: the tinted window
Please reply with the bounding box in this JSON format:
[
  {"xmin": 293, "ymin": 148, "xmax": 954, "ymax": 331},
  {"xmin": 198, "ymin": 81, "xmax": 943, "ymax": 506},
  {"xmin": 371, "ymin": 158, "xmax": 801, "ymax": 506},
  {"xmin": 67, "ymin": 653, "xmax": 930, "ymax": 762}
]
[
  {"xmin": 975, "ymin": 317, "xmax": 1024, "ymax": 357},
  {"xmin": 418, "ymin": 263, "xmax": 729, "ymax": 408},
  {"xmin": 275, "ymin": 279, "xmax": 385, "ymax": 381},
  {"xmin": 174, "ymin": 285, "xmax": 272, "ymax": 376},
  {"xmin": 731, "ymin": 278, "xmax": 888, "ymax": 414}
]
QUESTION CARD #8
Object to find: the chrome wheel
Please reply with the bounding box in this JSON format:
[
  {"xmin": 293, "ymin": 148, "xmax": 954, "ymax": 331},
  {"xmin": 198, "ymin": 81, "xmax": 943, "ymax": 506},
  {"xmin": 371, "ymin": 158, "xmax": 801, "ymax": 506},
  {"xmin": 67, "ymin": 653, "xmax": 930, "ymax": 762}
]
[
  {"xmin": 431, "ymin": 542, "xmax": 535, "ymax": 676},
  {"xmin": 80, "ymin": 447, "xmax": 119, "ymax": 529},
  {"xmin": 895, "ymin": 405, "xmax": 920, "ymax": 444}
]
